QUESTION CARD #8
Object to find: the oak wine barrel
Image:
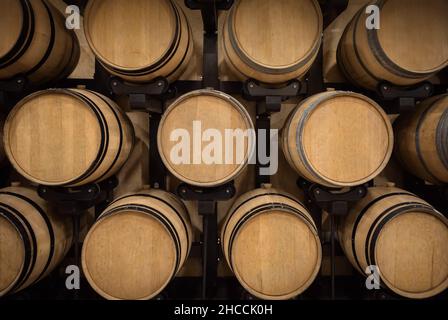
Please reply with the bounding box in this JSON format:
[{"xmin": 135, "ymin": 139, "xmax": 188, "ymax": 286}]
[
  {"xmin": 0, "ymin": 119, "xmax": 5, "ymax": 164},
  {"xmin": 84, "ymin": 0, "xmax": 193, "ymax": 83},
  {"xmin": 338, "ymin": 186, "xmax": 448, "ymax": 299},
  {"xmin": 4, "ymin": 89, "xmax": 135, "ymax": 187},
  {"xmin": 221, "ymin": 187, "xmax": 322, "ymax": 300},
  {"xmin": 222, "ymin": 0, "xmax": 323, "ymax": 84},
  {"xmin": 337, "ymin": 0, "xmax": 448, "ymax": 90},
  {"xmin": 0, "ymin": 186, "xmax": 73, "ymax": 297},
  {"xmin": 158, "ymin": 89, "xmax": 254, "ymax": 187},
  {"xmin": 82, "ymin": 189, "xmax": 192, "ymax": 300},
  {"xmin": 0, "ymin": 0, "xmax": 80, "ymax": 84},
  {"xmin": 395, "ymin": 94, "xmax": 448, "ymax": 185},
  {"xmin": 282, "ymin": 91, "xmax": 393, "ymax": 187}
]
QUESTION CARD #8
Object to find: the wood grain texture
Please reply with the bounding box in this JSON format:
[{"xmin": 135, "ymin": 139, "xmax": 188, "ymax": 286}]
[
  {"xmin": 323, "ymin": 0, "xmax": 370, "ymax": 83},
  {"xmin": 82, "ymin": 189, "xmax": 192, "ymax": 300},
  {"xmin": 84, "ymin": 0, "xmax": 193, "ymax": 82},
  {"xmin": 221, "ymin": 187, "xmax": 321, "ymax": 300},
  {"xmin": 222, "ymin": 0, "xmax": 322, "ymax": 84},
  {"xmin": 394, "ymin": 94, "xmax": 448, "ymax": 184},
  {"xmin": 338, "ymin": 186, "xmax": 448, "ymax": 299},
  {"xmin": 158, "ymin": 89, "xmax": 254, "ymax": 187},
  {"xmin": 0, "ymin": 186, "xmax": 73, "ymax": 297},
  {"xmin": 4, "ymin": 89, "xmax": 134, "ymax": 187},
  {"xmin": 282, "ymin": 91, "xmax": 393, "ymax": 187},
  {"xmin": 48, "ymin": 0, "xmax": 95, "ymax": 79},
  {"xmin": 338, "ymin": 0, "xmax": 448, "ymax": 89},
  {"xmin": 115, "ymin": 112, "xmax": 150, "ymax": 198},
  {"xmin": 0, "ymin": 0, "xmax": 79, "ymax": 84}
]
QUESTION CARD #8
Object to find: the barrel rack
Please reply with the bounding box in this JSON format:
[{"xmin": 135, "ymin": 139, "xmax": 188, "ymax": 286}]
[{"xmin": 0, "ymin": 0, "xmax": 447, "ymax": 301}]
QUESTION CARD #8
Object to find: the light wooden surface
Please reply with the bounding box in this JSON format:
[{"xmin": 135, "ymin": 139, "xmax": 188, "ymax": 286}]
[
  {"xmin": 395, "ymin": 94, "xmax": 448, "ymax": 185},
  {"xmin": 338, "ymin": 186, "xmax": 448, "ymax": 299},
  {"xmin": 0, "ymin": 186, "xmax": 73, "ymax": 296},
  {"xmin": 48, "ymin": 0, "xmax": 95, "ymax": 79},
  {"xmin": 323, "ymin": 0, "xmax": 369, "ymax": 83},
  {"xmin": 0, "ymin": 0, "xmax": 23, "ymax": 59},
  {"xmin": 12, "ymin": 0, "xmax": 440, "ymax": 282},
  {"xmin": 282, "ymin": 91, "xmax": 393, "ymax": 187},
  {"xmin": 82, "ymin": 189, "xmax": 192, "ymax": 300},
  {"xmin": 4, "ymin": 89, "xmax": 134, "ymax": 187},
  {"xmin": 84, "ymin": 0, "xmax": 193, "ymax": 82},
  {"xmin": 222, "ymin": 0, "xmax": 322, "ymax": 84},
  {"xmin": 337, "ymin": 0, "xmax": 448, "ymax": 89},
  {"xmin": 158, "ymin": 89, "xmax": 254, "ymax": 187},
  {"xmin": 0, "ymin": 0, "xmax": 79, "ymax": 84},
  {"xmin": 115, "ymin": 112, "xmax": 150, "ymax": 197},
  {"xmin": 222, "ymin": 187, "xmax": 321, "ymax": 300}
]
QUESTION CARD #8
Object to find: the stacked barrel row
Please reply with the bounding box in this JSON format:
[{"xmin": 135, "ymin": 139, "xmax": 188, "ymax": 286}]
[
  {"xmin": 0, "ymin": 0, "xmax": 447, "ymax": 301},
  {"xmin": 1, "ymin": 0, "xmax": 447, "ymax": 87}
]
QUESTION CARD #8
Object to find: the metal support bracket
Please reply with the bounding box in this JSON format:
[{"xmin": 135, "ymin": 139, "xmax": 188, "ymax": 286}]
[
  {"xmin": 298, "ymin": 178, "xmax": 368, "ymax": 300},
  {"xmin": 109, "ymin": 77, "xmax": 170, "ymax": 111},
  {"xmin": 109, "ymin": 76, "xmax": 170, "ymax": 189},
  {"xmin": 243, "ymin": 80, "xmax": 302, "ymax": 187},
  {"xmin": 377, "ymin": 81, "xmax": 433, "ymax": 114},
  {"xmin": 37, "ymin": 176, "xmax": 118, "ymax": 299},
  {"xmin": 177, "ymin": 182, "xmax": 235, "ymax": 299}
]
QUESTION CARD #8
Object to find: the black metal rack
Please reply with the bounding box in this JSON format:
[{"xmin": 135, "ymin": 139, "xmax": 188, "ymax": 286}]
[
  {"xmin": 298, "ymin": 179, "xmax": 369, "ymax": 299},
  {"xmin": 178, "ymin": 182, "xmax": 235, "ymax": 299},
  {"xmin": 109, "ymin": 76, "xmax": 171, "ymax": 189},
  {"xmin": 37, "ymin": 176, "xmax": 118, "ymax": 299},
  {"xmin": 93, "ymin": 0, "xmax": 240, "ymax": 300},
  {"xmin": 1, "ymin": 0, "xmax": 447, "ymax": 302}
]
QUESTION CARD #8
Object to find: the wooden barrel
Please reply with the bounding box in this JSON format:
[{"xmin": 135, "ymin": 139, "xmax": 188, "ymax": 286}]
[
  {"xmin": 338, "ymin": 187, "xmax": 448, "ymax": 299},
  {"xmin": 4, "ymin": 89, "xmax": 135, "ymax": 187},
  {"xmin": 395, "ymin": 94, "xmax": 448, "ymax": 185},
  {"xmin": 282, "ymin": 91, "xmax": 393, "ymax": 187},
  {"xmin": 82, "ymin": 189, "xmax": 192, "ymax": 300},
  {"xmin": 222, "ymin": 0, "xmax": 323, "ymax": 84},
  {"xmin": 0, "ymin": 0, "xmax": 80, "ymax": 84},
  {"xmin": 0, "ymin": 119, "xmax": 5, "ymax": 164},
  {"xmin": 84, "ymin": 0, "xmax": 193, "ymax": 83},
  {"xmin": 221, "ymin": 187, "xmax": 322, "ymax": 300},
  {"xmin": 158, "ymin": 89, "xmax": 254, "ymax": 187},
  {"xmin": 337, "ymin": 0, "xmax": 448, "ymax": 90},
  {"xmin": 0, "ymin": 186, "xmax": 73, "ymax": 297}
]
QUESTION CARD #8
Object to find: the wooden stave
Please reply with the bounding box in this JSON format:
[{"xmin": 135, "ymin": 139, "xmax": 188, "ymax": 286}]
[
  {"xmin": 3, "ymin": 89, "xmax": 135, "ymax": 187},
  {"xmin": 394, "ymin": 94, "xmax": 448, "ymax": 185},
  {"xmin": 157, "ymin": 89, "xmax": 254, "ymax": 187},
  {"xmin": 222, "ymin": 0, "xmax": 323, "ymax": 84},
  {"xmin": 0, "ymin": 186, "xmax": 73, "ymax": 297},
  {"xmin": 83, "ymin": 0, "xmax": 193, "ymax": 83},
  {"xmin": 338, "ymin": 186, "xmax": 448, "ymax": 299},
  {"xmin": 0, "ymin": 119, "xmax": 5, "ymax": 164},
  {"xmin": 81, "ymin": 189, "xmax": 192, "ymax": 300},
  {"xmin": 337, "ymin": 0, "xmax": 448, "ymax": 90},
  {"xmin": 221, "ymin": 188, "xmax": 322, "ymax": 300},
  {"xmin": 0, "ymin": 0, "xmax": 79, "ymax": 84},
  {"xmin": 281, "ymin": 91, "xmax": 394, "ymax": 187}
]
